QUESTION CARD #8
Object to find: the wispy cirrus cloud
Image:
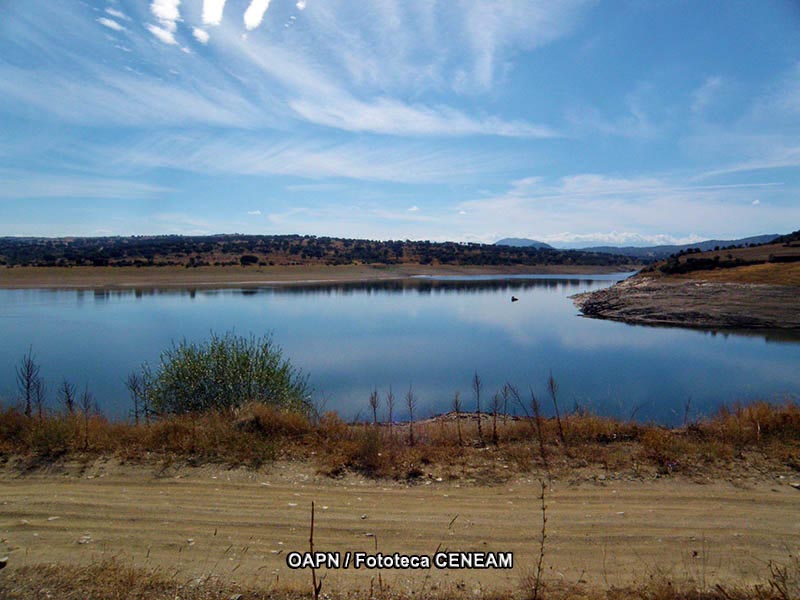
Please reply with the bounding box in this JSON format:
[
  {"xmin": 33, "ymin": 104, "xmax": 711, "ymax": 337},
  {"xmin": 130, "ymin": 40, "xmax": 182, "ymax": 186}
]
[
  {"xmin": 90, "ymin": 134, "xmax": 517, "ymax": 184},
  {"xmin": 0, "ymin": 62, "xmax": 267, "ymax": 128},
  {"xmin": 1, "ymin": 1, "xmax": 564, "ymax": 139},
  {"xmin": 691, "ymin": 76, "xmax": 724, "ymax": 114},
  {"xmin": 0, "ymin": 170, "xmax": 170, "ymax": 199},
  {"xmin": 289, "ymin": 96, "xmax": 558, "ymax": 138}
]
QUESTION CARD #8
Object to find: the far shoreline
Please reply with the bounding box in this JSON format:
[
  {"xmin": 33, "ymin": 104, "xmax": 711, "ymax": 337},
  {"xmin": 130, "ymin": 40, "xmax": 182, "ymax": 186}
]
[{"xmin": 0, "ymin": 263, "xmax": 639, "ymax": 290}]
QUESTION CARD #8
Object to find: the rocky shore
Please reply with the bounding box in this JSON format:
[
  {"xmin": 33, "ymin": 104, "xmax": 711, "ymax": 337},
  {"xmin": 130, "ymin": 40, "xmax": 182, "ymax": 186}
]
[{"xmin": 573, "ymin": 275, "xmax": 800, "ymax": 331}]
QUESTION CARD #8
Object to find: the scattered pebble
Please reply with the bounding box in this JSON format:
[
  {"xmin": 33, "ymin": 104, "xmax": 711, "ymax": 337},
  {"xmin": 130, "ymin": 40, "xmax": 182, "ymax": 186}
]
[
  {"xmin": 360, "ymin": 514, "xmax": 367, "ymax": 520},
  {"xmin": 78, "ymin": 534, "xmax": 92, "ymax": 544}
]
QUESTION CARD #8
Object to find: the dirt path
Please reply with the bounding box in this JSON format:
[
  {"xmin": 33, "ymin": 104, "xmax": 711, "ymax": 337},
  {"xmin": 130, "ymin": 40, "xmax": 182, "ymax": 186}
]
[{"xmin": 1, "ymin": 461, "xmax": 798, "ymax": 594}]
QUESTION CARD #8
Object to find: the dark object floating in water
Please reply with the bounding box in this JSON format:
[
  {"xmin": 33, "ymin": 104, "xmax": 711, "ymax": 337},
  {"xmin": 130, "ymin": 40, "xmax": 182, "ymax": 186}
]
[{"xmin": 511, "ymin": 296, "xmax": 519, "ymax": 302}]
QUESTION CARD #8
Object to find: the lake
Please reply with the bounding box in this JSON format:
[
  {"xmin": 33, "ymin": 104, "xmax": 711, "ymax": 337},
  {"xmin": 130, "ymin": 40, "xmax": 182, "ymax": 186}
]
[{"xmin": 1, "ymin": 273, "xmax": 799, "ymax": 425}]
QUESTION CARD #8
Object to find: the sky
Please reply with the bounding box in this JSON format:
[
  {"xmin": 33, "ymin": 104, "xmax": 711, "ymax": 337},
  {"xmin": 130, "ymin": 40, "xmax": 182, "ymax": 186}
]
[{"xmin": 1, "ymin": 0, "xmax": 799, "ymax": 247}]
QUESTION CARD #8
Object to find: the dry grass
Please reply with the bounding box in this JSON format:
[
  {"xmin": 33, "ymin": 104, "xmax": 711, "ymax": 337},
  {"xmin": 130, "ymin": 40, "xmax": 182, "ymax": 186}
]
[
  {"xmin": 651, "ymin": 240, "xmax": 800, "ymax": 286},
  {"xmin": 677, "ymin": 262, "xmax": 800, "ymax": 286},
  {"xmin": 1, "ymin": 555, "xmax": 798, "ymax": 599},
  {"xmin": 0, "ymin": 401, "xmax": 798, "ymax": 482}
]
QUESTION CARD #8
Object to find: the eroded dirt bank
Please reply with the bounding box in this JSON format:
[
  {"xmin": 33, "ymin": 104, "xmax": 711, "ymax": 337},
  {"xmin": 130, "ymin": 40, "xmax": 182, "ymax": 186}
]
[{"xmin": 573, "ymin": 275, "xmax": 800, "ymax": 331}]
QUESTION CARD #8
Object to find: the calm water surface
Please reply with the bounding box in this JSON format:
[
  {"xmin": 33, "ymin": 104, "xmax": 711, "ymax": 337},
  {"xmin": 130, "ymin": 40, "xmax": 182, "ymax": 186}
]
[{"xmin": 2, "ymin": 273, "xmax": 799, "ymax": 425}]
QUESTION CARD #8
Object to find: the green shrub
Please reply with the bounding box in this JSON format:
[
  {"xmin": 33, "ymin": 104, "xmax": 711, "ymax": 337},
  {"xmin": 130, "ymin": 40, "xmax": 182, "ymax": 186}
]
[{"xmin": 141, "ymin": 332, "xmax": 311, "ymax": 415}]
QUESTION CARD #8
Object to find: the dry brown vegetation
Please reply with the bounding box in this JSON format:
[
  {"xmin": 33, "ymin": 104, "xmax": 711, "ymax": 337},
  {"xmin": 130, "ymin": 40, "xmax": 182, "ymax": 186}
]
[
  {"xmin": 1, "ymin": 555, "xmax": 798, "ymax": 599},
  {"xmin": 1, "ymin": 400, "xmax": 798, "ymax": 482},
  {"xmin": 674, "ymin": 262, "xmax": 800, "ymax": 286},
  {"xmin": 649, "ymin": 238, "xmax": 800, "ymax": 286}
]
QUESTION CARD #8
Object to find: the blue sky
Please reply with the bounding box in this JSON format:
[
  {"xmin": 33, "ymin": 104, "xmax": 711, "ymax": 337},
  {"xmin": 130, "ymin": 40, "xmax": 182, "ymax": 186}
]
[{"xmin": 1, "ymin": 0, "xmax": 799, "ymax": 246}]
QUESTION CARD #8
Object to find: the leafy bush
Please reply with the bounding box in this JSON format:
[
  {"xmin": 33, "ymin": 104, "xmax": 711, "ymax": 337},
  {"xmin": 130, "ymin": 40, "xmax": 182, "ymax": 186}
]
[{"xmin": 141, "ymin": 332, "xmax": 311, "ymax": 415}]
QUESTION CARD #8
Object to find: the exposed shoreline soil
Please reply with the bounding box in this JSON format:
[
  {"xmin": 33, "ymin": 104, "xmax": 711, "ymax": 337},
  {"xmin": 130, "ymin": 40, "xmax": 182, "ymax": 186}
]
[
  {"xmin": 0, "ymin": 264, "xmax": 635, "ymax": 290},
  {"xmin": 572, "ymin": 275, "xmax": 800, "ymax": 331}
]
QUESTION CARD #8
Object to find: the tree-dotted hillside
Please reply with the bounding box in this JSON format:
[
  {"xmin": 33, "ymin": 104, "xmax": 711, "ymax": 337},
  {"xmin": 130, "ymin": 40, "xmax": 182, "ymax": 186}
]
[{"xmin": 0, "ymin": 234, "xmax": 638, "ymax": 268}]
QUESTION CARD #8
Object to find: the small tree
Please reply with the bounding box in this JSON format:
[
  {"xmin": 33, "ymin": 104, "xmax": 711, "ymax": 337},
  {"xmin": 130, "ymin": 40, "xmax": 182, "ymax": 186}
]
[
  {"xmin": 15, "ymin": 347, "xmax": 41, "ymax": 418},
  {"xmin": 369, "ymin": 388, "xmax": 380, "ymax": 426},
  {"xmin": 548, "ymin": 371, "xmax": 566, "ymax": 447},
  {"xmin": 33, "ymin": 379, "xmax": 47, "ymax": 420},
  {"xmin": 406, "ymin": 386, "xmax": 417, "ymax": 446},
  {"xmin": 80, "ymin": 385, "xmax": 93, "ymax": 451},
  {"xmin": 452, "ymin": 391, "xmax": 463, "ymax": 447},
  {"xmin": 58, "ymin": 378, "xmax": 76, "ymax": 415},
  {"xmin": 125, "ymin": 372, "xmax": 143, "ymax": 425},
  {"xmin": 472, "ymin": 372, "xmax": 484, "ymax": 446},
  {"xmin": 386, "ymin": 386, "xmax": 395, "ymax": 439},
  {"xmin": 531, "ymin": 388, "xmax": 548, "ymax": 470},
  {"xmin": 491, "ymin": 392, "xmax": 500, "ymax": 446}
]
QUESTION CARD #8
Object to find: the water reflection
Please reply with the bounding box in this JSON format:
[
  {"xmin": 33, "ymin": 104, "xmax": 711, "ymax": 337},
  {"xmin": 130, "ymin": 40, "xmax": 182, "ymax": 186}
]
[{"xmin": 0, "ymin": 272, "xmax": 798, "ymax": 425}]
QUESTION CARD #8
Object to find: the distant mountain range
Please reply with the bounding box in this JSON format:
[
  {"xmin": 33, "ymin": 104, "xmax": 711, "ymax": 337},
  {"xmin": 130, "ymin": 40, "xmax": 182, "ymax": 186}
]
[
  {"xmin": 494, "ymin": 237, "xmax": 553, "ymax": 249},
  {"xmin": 495, "ymin": 234, "xmax": 781, "ymax": 260}
]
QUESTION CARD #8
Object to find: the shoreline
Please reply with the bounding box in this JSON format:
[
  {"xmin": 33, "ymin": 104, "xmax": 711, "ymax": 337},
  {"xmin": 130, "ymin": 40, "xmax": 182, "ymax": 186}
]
[
  {"xmin": 0, "ymin": 263, "xmax": 637, "ymax": 290},
  {"xmin": 573, "ymin": 274, "xmax": 800, "ymax": 331}
]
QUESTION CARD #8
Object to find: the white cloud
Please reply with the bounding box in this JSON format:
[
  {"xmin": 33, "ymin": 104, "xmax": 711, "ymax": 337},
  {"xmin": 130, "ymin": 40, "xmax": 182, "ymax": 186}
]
[
  {"xmin": 547, "ymin": 232, "xmax": 706, "ymax": 247},
  {"xmin": 202, "ymin": 0, "xmax": 228, "ymax": 26},
  {"xmin": 247, "ymin": 209, "xmax": 262, "ymax": 215},
  {"xmin": 97, "ymin": 18, "xmax": 125, "ymax": 32},
  {"xmin": 244, "ymin": 0, "xmax": 272, "ymax": 30},
  {"xmin": 296, "ymin": 0, "xmax": 307, "ymax": 10},
  {"xmin": 105, "ymin": 8, "xmax": 130, "ymax": 21},
  {"xmin": 193, "ymin": 27, "xmax": 210, "ymax": 44},
  {"xmin": 146, "ymin": 24, "xmax": 178, "ymax": 45},
  {"xmin": 454, "ymin": 173, "xmax": 799, "ymax": 245},
  {"xmin": 408, "ymin": 205, "xmax": 419, "ymax": 212},
  {"xmin": 150, "ymin": 0, "xmax": 181, "ymax": 29},
  {"xmin": 147, "ymin": 0, "xmax": 182, "ymax": 44},
  {"xmin": 752, "ymin": 199, "xmax": 761, "ymax": 206}
]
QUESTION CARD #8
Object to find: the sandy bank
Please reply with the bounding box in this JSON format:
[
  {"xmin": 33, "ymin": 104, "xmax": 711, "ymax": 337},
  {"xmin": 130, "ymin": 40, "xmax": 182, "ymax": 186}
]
[{"xmin": 0, "ymin": 264, "xmax": 633, "ymax": 290}]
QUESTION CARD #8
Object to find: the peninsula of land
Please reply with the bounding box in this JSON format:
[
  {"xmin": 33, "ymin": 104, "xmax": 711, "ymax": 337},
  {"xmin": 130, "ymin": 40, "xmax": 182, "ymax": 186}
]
[{"xmin": 573, "ymin": 231, "xmax": 800, "ymax": 331}]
